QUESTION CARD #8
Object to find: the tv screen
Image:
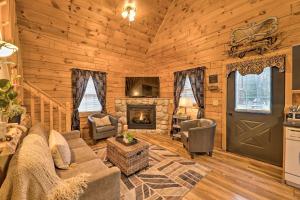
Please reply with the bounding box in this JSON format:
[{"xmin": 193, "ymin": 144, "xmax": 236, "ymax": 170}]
[{"xmin": 125, "ymin": 77, "xmax": 160, "ymax": 98}]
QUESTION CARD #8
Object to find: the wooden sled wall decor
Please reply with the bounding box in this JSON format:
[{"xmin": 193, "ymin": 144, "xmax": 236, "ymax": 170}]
[{"xmin": 228, "ymin": 17, "xmax": 282, "ymax": 58}]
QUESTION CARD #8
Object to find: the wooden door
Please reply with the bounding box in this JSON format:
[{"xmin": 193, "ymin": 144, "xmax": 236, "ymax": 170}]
[{"xmin": 227, "ymin": 67, "xmax": 285, "ymax": 166}]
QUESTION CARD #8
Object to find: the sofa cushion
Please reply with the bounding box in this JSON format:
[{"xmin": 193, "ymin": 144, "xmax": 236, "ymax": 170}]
[
  {"xmin": 70, "ymin": 146, "xmax": 98, "ymax": 164},
  {"xmin": 28, "ymin": 123, "xmax": 49, "ymax": 144},
  {"xmin": 96, "ymin": 125, "xmax": 115, "ymax": 133},
  {"xmin": 49, "ymin": 130, "xmax": 71, "ymax": 169},
  {"xmin": 67, "ymin": 138, "xmax": 87, "ymax": 149},
  {"xmin": 93, "ymin": 116, "xmax": 111, "ymax": 127},
  {"xmin": 56, "ymin": 159, "xmax": 107, "ymax": 179}
]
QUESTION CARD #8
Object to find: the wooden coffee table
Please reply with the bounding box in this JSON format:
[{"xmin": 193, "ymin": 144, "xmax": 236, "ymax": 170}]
[{"xmin": 106, "ymin": 137, "xmax": 149, "ymax": 176}]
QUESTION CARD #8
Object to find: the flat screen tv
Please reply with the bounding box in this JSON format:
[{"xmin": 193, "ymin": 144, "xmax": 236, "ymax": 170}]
[{"xmin": 125, "ymin": 77, "xmax": 160, "ymax": 98}]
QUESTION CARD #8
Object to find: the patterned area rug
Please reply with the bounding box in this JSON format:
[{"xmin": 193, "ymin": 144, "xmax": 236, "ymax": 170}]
[{"xmin": 92, "ymin": 143, "xmax": 210, "ymax": 200}]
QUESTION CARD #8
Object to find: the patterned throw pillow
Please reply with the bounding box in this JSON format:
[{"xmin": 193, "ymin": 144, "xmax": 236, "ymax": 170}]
[
  {"xmin": 93, "ymin": 116, "xmax": 111, "ymax": 127},
  {"xmin": 49, "ymin": 130, "xmax": 71, "ymax": 169}
]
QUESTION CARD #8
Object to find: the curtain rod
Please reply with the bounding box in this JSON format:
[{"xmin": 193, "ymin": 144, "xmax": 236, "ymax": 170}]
[
  {"xmin": 174, "ymin": 66, "xmax": 206, "ymax": 74},
  {"xmin": 70, "ymin": 68, "xmax": 107, "ymax": 74}
]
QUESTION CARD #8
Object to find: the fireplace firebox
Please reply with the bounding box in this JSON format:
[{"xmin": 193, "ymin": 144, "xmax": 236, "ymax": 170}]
[{"xmin": 127, "ymin": 104, "xmax": 156, "ymax": 129}]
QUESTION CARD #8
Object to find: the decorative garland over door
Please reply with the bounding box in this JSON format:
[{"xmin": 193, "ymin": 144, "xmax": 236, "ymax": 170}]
[{"xmin": 226, "ymin": 54, "xmax": 285, "ymax": 77}]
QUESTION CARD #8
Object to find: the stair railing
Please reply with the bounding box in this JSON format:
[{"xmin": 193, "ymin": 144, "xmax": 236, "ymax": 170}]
[{"xmin": 22, "ymin": 81, "xmax": 71, "ymax": 132}]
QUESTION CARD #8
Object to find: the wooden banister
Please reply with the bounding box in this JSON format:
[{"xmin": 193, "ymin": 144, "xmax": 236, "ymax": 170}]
[{"xmin": 22, "ymin": 80, "xmax": 72, "ymax": 132}]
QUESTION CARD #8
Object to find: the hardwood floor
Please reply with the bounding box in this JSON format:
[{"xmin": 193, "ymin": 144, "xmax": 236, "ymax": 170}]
[{"xmin": 134, "ymin": 133, "xmax": 300, "ymax": 200}]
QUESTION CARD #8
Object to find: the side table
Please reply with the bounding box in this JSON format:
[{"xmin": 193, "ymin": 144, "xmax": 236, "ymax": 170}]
[
  {"xmin": 0, "ymin": 126, "xmax": 27, "ymax": 186},
  {"xmin": 171, "ymin": 115, "xmax": 190, "ymax": 140}
]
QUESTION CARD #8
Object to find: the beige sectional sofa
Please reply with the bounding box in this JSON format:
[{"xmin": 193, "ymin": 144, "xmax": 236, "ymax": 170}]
[{"xmin": 1, "ymin": 124, "xmax": 121, "ymax": 200}]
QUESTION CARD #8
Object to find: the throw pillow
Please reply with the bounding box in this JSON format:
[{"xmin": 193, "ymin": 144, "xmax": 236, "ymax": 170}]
[
  {"xmin": 49, "ymin": 130, "xmax": 71, "ymax": 169},
  {"xmin": 93, "ymin": 116, "xmax": 111, "ymax": 127}
]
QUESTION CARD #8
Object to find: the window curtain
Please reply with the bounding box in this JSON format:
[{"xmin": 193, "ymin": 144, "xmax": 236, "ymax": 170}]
[
  {"xmin": 172, "ymin": 71, "xmax": 187, "ymax": 129},
  {"xmin": 188, "ymin": 67, "xmax": 205, "ymax": 118},
  {"xmin": 91, "ymin": 71, "xmax": 107, "ymax": 113},
  {"xmin": 71, "ymin": 69, "xmax": 91, "ymax": 130}
]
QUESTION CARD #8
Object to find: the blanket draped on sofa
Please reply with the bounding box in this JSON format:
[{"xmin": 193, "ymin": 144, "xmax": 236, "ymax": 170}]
[{"xmin": 0, "ymin": 133, "xmax": 88, "ymax": 200}]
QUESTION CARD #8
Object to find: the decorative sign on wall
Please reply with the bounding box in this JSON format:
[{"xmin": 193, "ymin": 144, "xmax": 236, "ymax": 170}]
[
  {"xmin": 209, "ymin": 75, "xmax": 218, "ymax": 84},
  {"xmin": 208, "ymin": 74, "xmax": 219, "ymax": 91},
  {"xmin": 228, "ymin": 17, "xmax": 282, "ymax": 58}
]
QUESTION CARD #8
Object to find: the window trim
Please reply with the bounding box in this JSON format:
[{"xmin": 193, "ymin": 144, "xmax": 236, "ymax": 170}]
[{"xmin": 234, "ymin": 67, "xmax": 272, "ymax": 115}]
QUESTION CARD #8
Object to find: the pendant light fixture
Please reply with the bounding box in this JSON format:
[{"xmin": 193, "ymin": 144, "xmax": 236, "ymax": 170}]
[
  {"xmin": 121, "ymin": 1, "xmax": 136, "ymax": 22},
  {"xmin": 0, "ymin": 41, "xmax": 18, "ymax": 58},
  {"xmin": 0, "ymin": 7, "xmax": 18, "ymax": 58}
]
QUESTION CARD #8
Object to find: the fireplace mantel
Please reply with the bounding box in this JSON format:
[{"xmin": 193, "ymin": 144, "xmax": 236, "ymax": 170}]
[{"xmin": 115, "ymin": 97, "xmax": 172, "ymax": 134}]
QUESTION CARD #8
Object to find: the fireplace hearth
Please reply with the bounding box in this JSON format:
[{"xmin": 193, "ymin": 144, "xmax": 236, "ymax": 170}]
[{"xmin": 127, "ymin": 104, "xmax": 156, "ymax": 129}]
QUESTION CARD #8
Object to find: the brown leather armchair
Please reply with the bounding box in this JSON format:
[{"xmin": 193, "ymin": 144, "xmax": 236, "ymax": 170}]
[{"xmin": 180, "ymin": 119, "xmax": 216, "ymax": 159}]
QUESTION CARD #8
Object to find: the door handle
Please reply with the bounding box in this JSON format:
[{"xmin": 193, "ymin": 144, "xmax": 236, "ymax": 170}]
[{"xmin": 228, "ymin": 113, "xmax": 233, "ymax": 116}]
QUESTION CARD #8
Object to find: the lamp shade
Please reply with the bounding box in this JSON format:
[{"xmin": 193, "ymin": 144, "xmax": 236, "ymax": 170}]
[
  {"xmin": 179, "ymin": 97, "xmax": 194, "ymax": 108},
  {"xmin": 0, "ymin": 41, "xmax": 18, "ymax": 58}
]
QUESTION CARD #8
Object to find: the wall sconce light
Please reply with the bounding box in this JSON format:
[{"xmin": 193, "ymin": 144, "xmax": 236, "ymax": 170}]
[{"xmin": 122, "ymin": 2, "xmax": 136, "ymax": 22}]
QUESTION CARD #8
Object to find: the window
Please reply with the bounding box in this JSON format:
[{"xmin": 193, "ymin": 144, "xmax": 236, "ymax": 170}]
[
  {"xmin": 78, "ymin": 77, "xmax": 102, "ymax": 112},
  {"xmin": 235, "ymin": 67, "xmax": 271, "ymax": 113},
  {"xmin": 180, "ymin": 76, "xmax": 196, "ymax": 105}
]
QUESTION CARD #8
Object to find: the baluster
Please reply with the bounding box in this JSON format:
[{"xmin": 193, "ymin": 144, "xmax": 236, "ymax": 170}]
[
  {"xmin": 50, "ymin": 101, "xmax": 53, "ymax": 130},
  {"xmin": 65, "ymin": 102, "xmax": 71, "ymax": 132},
  {"xmin": 30, "ymin": 90, "xmax": 35, "ymax": 125},
  {"xmin": 40, "ymin": 94, "xmax": 44, "ymax": 126},
  {"xmin": 58, "ymin": 107, "xmax": 62, "ymax": 132}
]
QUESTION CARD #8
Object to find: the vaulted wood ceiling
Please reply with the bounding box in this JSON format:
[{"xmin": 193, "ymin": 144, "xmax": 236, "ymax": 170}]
[{"xmin": 17, "ymin": 0, "xmax": 173, "ymax": 57}]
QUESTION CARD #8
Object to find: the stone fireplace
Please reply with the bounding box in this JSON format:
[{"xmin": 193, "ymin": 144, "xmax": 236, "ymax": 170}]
[
  {"xmin": 115, "ymin": 98, "xmax": 171, "ymax": 134},
  {"xmin": 127, "ymin": 104, "xmax": 156, "ymax": 129}
]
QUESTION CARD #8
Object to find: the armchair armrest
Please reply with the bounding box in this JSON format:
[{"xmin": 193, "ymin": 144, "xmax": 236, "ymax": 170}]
[
  {"xmin": 88, "ymin": 115, "xmax": 97, "ymax": 137},
  {"xmin": 109, "ymin": 115, "xmax": 118, "ymax": 127},
  {"xmin": 81, "ymin": 167, "xmax": 120, "ymax": 200},
  {"xmin": 61, "ymin": 130, "xmax": 80, "ymax": 140}
]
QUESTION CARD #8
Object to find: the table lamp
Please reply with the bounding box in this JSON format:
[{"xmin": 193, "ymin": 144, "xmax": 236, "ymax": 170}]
[{"xmin": 179, "ymin": 97, "xmax": 194, "ymax": 116}]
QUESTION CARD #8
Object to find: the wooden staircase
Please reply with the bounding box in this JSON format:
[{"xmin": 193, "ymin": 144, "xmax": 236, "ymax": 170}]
[{"xmin": 22, "ymin": 81, "xmax": 72, "ymax": 132}]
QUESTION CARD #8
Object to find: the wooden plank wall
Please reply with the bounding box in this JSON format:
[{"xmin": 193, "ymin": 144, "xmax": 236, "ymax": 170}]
[
  {"xmin": 15, "ymin": 0, "xmax": 300, "ymax": 147},
  {"xmin": 15, "ymin": 0, "xmax": 172, "ymax": 117},
  {"xmin": 146, "ymin": 0, "xmax": 300, "ymax": 148}
]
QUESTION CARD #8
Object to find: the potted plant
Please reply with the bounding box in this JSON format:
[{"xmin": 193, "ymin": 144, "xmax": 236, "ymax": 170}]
[
  {"xmin": 122, "ymin": 131, "xmax": 135, "ymax": 144},
  {"xmin": 0, "ymin": 79, "xmax": 22, "ymax": 123},
  {"xmin": 7, "ymin": 103, "xmax": 25, "ymax": 123}
]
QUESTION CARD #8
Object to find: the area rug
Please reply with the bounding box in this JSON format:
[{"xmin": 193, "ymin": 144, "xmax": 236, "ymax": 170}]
[{"xmin": 92, "ymin": 142, "xmax": 211, "ymax": 200}]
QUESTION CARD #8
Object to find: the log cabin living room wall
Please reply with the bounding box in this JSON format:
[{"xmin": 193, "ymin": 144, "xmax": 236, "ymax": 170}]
[
  {"xmin": 146, "ymin": 0, "xmax": 300, "ymax": 148},
  {"xmin": 14, "ymin": 0, "xmax": 300, "ymax": 147},
  {"xmin": 15, "ymin": 0, "xmax": 173, "ymax": 131}
]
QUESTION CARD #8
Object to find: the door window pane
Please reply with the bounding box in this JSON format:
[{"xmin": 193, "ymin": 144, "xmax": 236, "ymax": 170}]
[{"xmin": 235, "ymin": 67, "xmax": 271, "ymax": 113}]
